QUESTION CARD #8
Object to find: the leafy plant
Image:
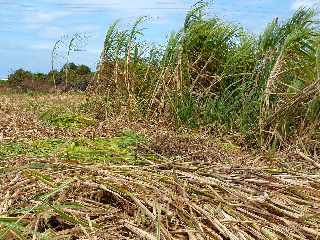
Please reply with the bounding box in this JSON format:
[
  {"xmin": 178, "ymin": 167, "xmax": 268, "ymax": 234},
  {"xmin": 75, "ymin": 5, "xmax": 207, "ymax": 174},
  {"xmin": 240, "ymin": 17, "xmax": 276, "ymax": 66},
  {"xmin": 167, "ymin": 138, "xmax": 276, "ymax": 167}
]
[{"xmin": 40, "ymin": 108, "xmax": 94, "ymax": 129}]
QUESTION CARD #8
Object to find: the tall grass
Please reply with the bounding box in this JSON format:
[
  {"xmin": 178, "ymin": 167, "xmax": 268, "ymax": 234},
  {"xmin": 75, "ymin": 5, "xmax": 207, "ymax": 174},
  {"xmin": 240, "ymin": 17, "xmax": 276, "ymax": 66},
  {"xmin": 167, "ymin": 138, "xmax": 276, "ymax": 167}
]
[{"xmin": 89, "ymin": 1, "xmax": 320, "ymax": 150}]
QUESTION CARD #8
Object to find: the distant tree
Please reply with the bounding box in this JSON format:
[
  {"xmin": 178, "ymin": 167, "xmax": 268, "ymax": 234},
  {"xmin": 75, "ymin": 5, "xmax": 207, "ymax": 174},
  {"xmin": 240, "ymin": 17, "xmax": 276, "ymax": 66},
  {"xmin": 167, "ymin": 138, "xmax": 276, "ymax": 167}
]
[
  {"xmin": 8, "ymin": 69, "xmax": 32, "ymax": 87},
  {"xmin": 33, "ymin": 73, "xmax": 46, "ymax": 82},
  {"xmin": 61, "ymin": 63, "xmax": 78, "ymax": 72},
  {"xmin": 49, "ymin": 70, "xmax": 64, "ymax": 86},
  {"xmin": 48, "ymin": 70, "xmax": 59, "ymax": 80},
  {"xmin": 77, "ymin": 65, "xmax": 91, "ymax": 75},
  {"xmin": 64, "ymin": 33, "xmax": 88, "ymax": 87}
]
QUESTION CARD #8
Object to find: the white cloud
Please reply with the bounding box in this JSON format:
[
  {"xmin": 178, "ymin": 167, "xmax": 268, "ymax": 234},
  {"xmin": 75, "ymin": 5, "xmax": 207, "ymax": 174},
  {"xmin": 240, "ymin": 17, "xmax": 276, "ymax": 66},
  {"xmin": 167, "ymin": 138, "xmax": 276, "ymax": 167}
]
[
  {"xmin": 24, "ymin": 11, "xmax": 71, "ymax": 35},
  {"xmin": 26, "ymin": 11, "xmax": 70, "ymax": 25},
  {"xmin": 42, "ymin": 0, "xmax": 187, "ymax": 9},
  {"xmin": 22, "ymin": 0, "xmax": 189, "ymax": 35},
  {"xmin": 30, "ymin": 42, "xmax": 53, "ymax": 50},
  {"xmin": 40, "ymin": 0, "xmax": 190, "ymax": 23},
  {"xmin": 292, "ymin": 0, "xmax": 320, "ymax": 9},
  {"xmin": 40, "ymin": 26, "xmax": 67, "ymax": 38},
  {"xmin": 23, "ymin": 8, "xmax": 100, "ymax": 38}
]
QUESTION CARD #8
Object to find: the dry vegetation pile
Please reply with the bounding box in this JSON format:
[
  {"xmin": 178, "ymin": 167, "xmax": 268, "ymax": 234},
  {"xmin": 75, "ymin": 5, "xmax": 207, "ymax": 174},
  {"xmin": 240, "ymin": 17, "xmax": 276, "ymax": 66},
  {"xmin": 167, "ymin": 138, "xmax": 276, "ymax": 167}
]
[
  {"xmin": 0, "ymin": 93, "xmax": 319, "ymax": 240},
  {"xmin": 2, "ymin": 148, "xmax": 320, "ymax": 240}
]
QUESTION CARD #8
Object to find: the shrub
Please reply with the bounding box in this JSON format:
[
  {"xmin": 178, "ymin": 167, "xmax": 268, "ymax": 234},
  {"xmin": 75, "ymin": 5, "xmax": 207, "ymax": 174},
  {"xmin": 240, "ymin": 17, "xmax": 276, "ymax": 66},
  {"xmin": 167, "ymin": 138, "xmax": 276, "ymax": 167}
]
[
  {"xmin": 8, "ymin": 69, "xmax": 32, "ymax": 87},
  {"xmin": 8, "ymin": 63, "xmax": 92, "ymax": 92}
]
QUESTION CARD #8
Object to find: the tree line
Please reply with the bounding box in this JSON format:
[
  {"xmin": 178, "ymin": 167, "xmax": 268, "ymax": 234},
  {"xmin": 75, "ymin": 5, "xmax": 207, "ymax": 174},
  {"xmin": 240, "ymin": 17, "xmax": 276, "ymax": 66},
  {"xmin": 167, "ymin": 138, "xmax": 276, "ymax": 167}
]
[{"xmin": 7, "ymin": 63, "xmax": 92, "ymax": 92}]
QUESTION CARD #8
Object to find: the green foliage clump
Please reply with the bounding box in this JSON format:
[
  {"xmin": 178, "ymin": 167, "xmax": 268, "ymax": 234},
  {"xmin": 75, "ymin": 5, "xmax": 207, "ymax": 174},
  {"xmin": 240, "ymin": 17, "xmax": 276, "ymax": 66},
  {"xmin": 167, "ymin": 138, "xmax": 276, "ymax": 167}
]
[
  {"xmin": 0, "ymin": 140, "xmax": 65, "ymax": 160},
  {"xmin": 60, "ymin": 63, "xmax": 92, "ymax": 89},
  {"xmin": 7, "ymin": 62, "xmax": 92, "ymax": 92},
  {"xmin": 0, "ymin": 142, "xmax": 24, "ymax": 160},
  {"xmin": 8, "ymin": 69, "xmax": 33, "ymax": 87},
  {"xmin": 0, "ymin": 131, "xmax": 146, "ymax": 165},
  {"xmin": 63, "ymin": 131, "xmax": 144, "ymax": 164},
  {"xmin": 30, "ymin": 139, "xmax": 66, "ymax": 158},
  {"xmin": 0, "ymin": 80, "xmax": 8, "ymax": 86},
  {"xmin": 40, "ymin": 108, "xmax": 95, "ymax": 129}
]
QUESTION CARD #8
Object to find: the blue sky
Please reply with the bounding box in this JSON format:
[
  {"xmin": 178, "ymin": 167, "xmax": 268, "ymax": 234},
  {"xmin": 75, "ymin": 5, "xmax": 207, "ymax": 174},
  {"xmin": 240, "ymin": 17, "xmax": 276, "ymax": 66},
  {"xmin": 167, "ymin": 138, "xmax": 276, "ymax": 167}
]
[{"xmin": 0, "ymin": 0, "xmax": 319, "ymax": 78}]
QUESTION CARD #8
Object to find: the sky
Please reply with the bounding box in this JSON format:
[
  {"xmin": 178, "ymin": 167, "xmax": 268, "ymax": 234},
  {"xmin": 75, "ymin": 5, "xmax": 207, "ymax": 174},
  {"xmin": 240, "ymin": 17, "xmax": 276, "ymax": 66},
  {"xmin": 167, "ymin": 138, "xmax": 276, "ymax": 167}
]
[{"xmin": 0, "ymin": 0, "xmax": 319, "ymax": 79}]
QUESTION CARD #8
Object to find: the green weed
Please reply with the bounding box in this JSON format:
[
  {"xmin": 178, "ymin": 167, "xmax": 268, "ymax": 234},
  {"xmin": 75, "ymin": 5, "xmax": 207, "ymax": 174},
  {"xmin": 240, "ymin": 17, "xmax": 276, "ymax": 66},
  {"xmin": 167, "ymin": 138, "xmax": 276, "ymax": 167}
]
[
  {"xmin": 62, "ymin": 131, "xmax": 145, "ymax": 165},
  {"xmin": 0, "ymin": 142, "xmax": 24, "ymax": 160},
  {"xmin": 30, "ymin": 139, "xmax": 66, "ymax": 157},
  {"xmin": 0, "ymin": 131, "xmax": 146, "ymax": 165},
  {"xmin": 41, "ymin": 108, "xmax": 95, "ymax": 128}
]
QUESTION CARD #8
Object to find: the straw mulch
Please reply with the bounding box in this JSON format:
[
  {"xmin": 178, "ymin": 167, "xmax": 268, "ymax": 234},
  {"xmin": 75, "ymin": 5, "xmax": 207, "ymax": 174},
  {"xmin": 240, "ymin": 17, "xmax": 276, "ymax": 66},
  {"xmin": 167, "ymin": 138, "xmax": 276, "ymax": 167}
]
[
  {"xmin": 0, "ymin": 92, "xmax": 319, "ymax": 239},
  {"xmin": 1, "ymin": 150, "xmax": 319, "ymax": 240}
]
